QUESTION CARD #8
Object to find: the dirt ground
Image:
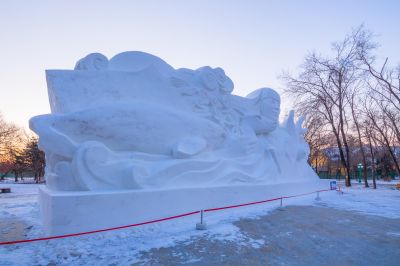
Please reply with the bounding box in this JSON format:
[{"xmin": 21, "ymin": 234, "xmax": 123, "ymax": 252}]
[{"xmin": 135, "ymin": 205, "xmax": 400, "ymax": 266}]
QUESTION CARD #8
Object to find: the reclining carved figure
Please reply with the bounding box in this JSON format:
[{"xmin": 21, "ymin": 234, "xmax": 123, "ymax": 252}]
[{"xmin": 30, "ymin": 51, "xmax": 313, "ymax": 191}]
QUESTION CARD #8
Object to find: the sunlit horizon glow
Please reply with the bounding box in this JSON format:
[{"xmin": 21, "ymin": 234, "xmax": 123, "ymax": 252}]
[{"xmin": 0, "ymin": 0, "xmax": 399, "ymax": 130}]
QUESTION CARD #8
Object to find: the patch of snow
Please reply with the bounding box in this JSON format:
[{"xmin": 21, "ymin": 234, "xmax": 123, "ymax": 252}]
[{"xmin": 1, "ymin": 182, "xmax": 399, "ymax": 265}]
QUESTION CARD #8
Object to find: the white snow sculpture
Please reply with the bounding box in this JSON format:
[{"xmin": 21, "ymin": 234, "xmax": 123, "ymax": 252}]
[
  {"xmin": 30, "ymin": 51, "xmax": 317, "ymax": 192},
  {"xmin": 31, "ymin": 51, "xmax": 327, "ymax": 235},
  {"xmin": 74, "ymin": 53, "xmax": 108, "ymax": 71}
]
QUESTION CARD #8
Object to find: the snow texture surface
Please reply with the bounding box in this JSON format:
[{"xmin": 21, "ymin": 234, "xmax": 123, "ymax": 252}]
[{"xmin": 1, "ymin": 181, "xmax": 399, "ymax": 265}]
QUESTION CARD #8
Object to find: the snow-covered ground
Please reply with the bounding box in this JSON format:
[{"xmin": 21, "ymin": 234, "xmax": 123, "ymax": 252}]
[{"xmin": 1, "ymin": 181, "xmax": 399, "ymax": 265}]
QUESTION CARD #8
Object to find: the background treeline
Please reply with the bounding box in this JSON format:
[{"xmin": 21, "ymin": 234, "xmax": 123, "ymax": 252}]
[
  {"xmin": 0, "ymin": 113, "xmax": 45, "ymax": 182},
  {"xmin": 283, "ymin": 25, "xmax": 400, "ymax": 187}
]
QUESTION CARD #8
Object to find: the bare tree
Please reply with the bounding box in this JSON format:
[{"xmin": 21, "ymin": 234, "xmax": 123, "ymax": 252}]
[
  {"xmin": 356, "ymin": 26, "xmax": 400, "ymax": 176},
  {"xmin": 363, "ymin": 99, "xmax": 400, "ymax": 175},
  {"xmin": 358, "ymin": 52, "xmax": 400, "ymax": 112},
  {"xmin": 362, "ymin": 119, "xmax": 377, "ymax": 188},
  {"xmin": 304, "ymin": 114, "xmax": 331, "ymax": 175},
  {"xmin": 348, "ymin": 91, "xmax": 369, "ymax": 187},
  {"xmin": 282, "ymin": 26, "xmax": 375, "ymax": 186},
  {"xmin": 0, "ymin": 112, "xmax": 25, "ymax": 180},
  {"xmin": 23, "ymin": 137, "xmax": 45, "ymax": 183}
]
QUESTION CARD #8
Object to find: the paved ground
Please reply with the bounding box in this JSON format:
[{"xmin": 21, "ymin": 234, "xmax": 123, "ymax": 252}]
[
  {"xmin": 135, "ymin": 205, "xmax": 400, "ymax": 266},
  {"xmin": 0, "ymin": 219, "xmax": 27, "ymax": 243}
]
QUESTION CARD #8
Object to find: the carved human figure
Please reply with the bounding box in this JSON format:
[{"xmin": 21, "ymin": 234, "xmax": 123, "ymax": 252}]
[
  {"xmin": 240, "ymin": 88, "xmax": 281, "ymax": 136},
  {"xmin": 30, "ymin": 51, "xmax": 316, "ymax": 191}
]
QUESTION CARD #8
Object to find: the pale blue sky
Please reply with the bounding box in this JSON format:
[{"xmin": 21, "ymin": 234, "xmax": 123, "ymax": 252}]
[{"xmin": 0, "ymin": 0, "xmax": 399, "ymax": 128}]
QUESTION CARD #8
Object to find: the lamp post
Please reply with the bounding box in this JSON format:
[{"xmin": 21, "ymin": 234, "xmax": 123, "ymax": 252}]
[{"xmin": 357, "ymin": 163, "xmax": 363, "ymax": 184}]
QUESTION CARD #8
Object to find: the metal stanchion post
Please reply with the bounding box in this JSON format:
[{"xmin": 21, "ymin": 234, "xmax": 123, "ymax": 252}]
[
  {"xmin": 196, "ymin": 210, "xmax": 207, "ymax": 230},
  {"xmin": 278, "ymin": 197, "xmax": 284, "ymax": 210},
  {"xmin": 315, "ymin": 191, "xmax": 321, "ymax": 201}
]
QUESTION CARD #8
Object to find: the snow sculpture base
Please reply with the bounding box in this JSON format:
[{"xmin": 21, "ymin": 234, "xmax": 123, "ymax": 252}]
[{"xmin": 39, "ymin": 180, "xmax": 329, "ymax": 235}]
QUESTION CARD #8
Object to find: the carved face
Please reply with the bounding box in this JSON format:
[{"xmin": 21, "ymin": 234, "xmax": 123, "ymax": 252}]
[{"xmin": 259, "ymin": 89, "xmax": 280, "ymax": 128}]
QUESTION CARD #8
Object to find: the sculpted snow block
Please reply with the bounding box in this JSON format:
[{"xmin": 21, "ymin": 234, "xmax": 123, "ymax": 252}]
[{"xmin": 30, "ymin": 51, "xmax": 325, "ymax": 234}]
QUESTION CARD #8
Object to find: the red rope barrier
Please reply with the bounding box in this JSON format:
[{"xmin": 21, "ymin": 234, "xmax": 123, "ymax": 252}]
[
  {"xmin": 204, "ymin": 197, "xmax": 281, "ymax": 212},
  {"xmin": 0, "ymin": 188, "xmax": 332, "ymax": 246},
  {"xmin": 0, "ymin": 211, "xmax": 200, "ymax": 245}
]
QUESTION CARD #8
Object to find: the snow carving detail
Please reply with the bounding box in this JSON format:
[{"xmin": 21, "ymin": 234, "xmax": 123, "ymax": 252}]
[{"xmin": 30, "ymin": 51, "xmax": 317, "ymax": 191}]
